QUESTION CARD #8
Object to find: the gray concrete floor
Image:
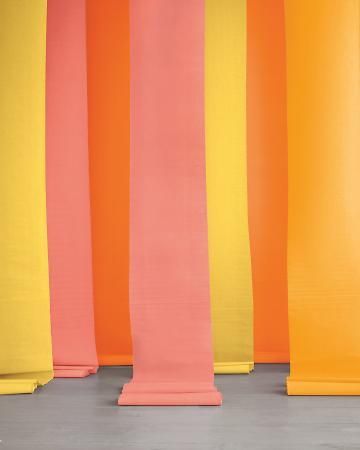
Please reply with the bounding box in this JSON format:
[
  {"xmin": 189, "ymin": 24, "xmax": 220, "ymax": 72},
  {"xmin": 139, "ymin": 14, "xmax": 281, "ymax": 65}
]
[{"xmin": 0, "ymin": 364, "xmax": 360, "ymax": 450}]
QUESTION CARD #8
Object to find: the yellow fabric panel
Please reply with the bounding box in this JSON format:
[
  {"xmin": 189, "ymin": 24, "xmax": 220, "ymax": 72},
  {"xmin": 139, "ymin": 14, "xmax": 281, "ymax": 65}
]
[
  {"xmin": 205, "ymin": 0, "xmax": 253, "ymax": 373},
  {"xmin": 0, "ymin": 0, "xmax": 53, "ymax": 394},
  {"xmin": 286, "ymin": 0, "xmax": 360, "ymax": 395}
]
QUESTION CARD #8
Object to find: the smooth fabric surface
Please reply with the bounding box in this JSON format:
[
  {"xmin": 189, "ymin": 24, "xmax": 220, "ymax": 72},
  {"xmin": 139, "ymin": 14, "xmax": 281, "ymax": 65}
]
[
  {"xmin": 46, "ymin": 0, "xmax": 98, "ymax": 378},
  {"xmin": 119, "ymin": 0, "xmax": 221, "ymax": 405},
  {"xmin": 247, "ymin": 0, "xmax": 289, "ymax": 363},
  {"xmin": 286, "ymin": 0, "xmax": 360, "ymax": 395},
  {"xmin": 205, "ymin": 0, "xmax": 253, "ymax": 373},
  {"xmin": 0, "ymin": 0, "xmax": 53, "ymax": 394},
  {"xmin": 87, "ymin": 0, "xmax": 132, "ymax": 366}
]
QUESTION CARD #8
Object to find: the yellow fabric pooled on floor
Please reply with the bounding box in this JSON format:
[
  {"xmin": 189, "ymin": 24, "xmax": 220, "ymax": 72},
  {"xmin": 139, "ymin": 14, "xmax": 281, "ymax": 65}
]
[
  {"xmin": 205, "ymin": 0, "xmax": 254, "ymax": 373},
  {"xmin": 0, "ymin": 0, "xmax": 53, "ymax": 394}
]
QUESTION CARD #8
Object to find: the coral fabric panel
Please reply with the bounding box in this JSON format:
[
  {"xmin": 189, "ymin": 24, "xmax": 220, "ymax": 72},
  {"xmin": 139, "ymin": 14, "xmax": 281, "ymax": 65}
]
[
  {"xmin": 86, "ymin": 0, "xmax": 132, "ymax": 366},
  {"xmin": 46, "ymin": 0, "xmax": 98, "ymax": 377},
  {"xmin": 0, "ymin": 0, "xmax": 54, "ymax": 394},
  {"xmin": 119, "ymin": 0, "xmax": 221, "ymax": 405},
  {"xmin": 286, "ymin": 0, "xmax": 360, "ymax": 394},
  {"xmin": 205, "ymin": 0, "xmax": 254, "ymax": 373},
  {"xmin": 247, "ymin": 0, "xmax": 289, "ymax": 363}
]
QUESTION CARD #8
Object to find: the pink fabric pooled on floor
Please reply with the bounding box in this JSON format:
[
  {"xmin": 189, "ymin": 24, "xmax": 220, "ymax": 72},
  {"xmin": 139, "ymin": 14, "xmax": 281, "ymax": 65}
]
[
  {"xmin": 46, "ymin": 0, "xmax": 98, "ymax": 377},
  {"xmin": 118, "ymin": 0, "xmax": 221, "ymax": 406}
]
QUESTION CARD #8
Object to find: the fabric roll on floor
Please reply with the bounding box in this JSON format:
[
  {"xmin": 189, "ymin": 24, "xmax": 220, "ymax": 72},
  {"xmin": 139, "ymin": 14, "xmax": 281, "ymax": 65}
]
[
  {"xmin": 86, "ymin": 0, "xmax": 132, "ymax": 366},
  {"xmin": 46, "ymin": 0, "xmax": 98, "ymax": 378},
  {"xmin": 247, "ymin": 0, "xmax": 289, "ymax": 363},
  {"xmin": 205, "ymin": 0, "xmax": 254, "ymax": 374},
  {"xmin": 0, "ymin": 0, "xmax": 54, "ymax": 394},
  {"xmin": 119, "ymin": 0, "xmax": 221, "ymax": 406},
  {"xmin": 285, "ymin": 0, "xmax": 360, "ymax": 395}
]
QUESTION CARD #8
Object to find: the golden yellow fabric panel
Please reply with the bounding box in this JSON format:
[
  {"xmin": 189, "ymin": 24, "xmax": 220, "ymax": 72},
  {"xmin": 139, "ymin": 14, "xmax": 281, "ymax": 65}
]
[
  {"xmin": 286, "ymin": 0, "xmax": 360, "ymax": 395},
  {"xmin": 205, "ymin": 0, "xmax": 253, "ymax": 373},
  {"xmin": 0, "ymin": 0, "xmax": 53, "ymax": 394}
]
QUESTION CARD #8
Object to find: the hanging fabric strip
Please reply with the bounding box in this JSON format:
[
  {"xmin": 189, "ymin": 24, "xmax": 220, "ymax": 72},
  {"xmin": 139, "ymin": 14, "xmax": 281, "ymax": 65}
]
[
  {"xmin": 119, "ymin": 0, "xmax": 221, "ymax": 406},
  {"xmin": 46, "ymin": 0, "xmax": 98, "ymax": 378},
  {"xmin": 286, "ymin": 0, "xmax": 360, "ymax": 395},
  {"xmin": 205, "ymin": 0, "xmax": 253, "ymax": 373},
  {"xmin": 86, "ymin": 0, "xmax": 132, "ymax": 366},
  {"xmin": 247, "ymin": 0, "xmax": 289, "ymax": 363},
  {"xmin": 0, "ymin": 0, "xmax": 53, "ymax": 394}
]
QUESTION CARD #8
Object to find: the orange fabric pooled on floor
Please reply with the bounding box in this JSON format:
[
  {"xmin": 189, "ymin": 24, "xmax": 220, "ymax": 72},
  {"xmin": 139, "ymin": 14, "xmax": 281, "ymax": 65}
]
[
  {"xmin": 86, "ymin": 0, "xmax": 132, "ymax": 366},
  {"xmin": 286, "ymin": 0, "xmax": 360, "ymax": 395},
  {"xmin": 247, "ymin": 0, "xmax": 289, "ymax": 363}
]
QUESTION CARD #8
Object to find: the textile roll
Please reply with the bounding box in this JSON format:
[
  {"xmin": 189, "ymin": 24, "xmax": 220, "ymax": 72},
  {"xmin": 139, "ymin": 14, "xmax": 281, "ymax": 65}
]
[
  {"xmin": 46, "ymin": 0, "xmax": 98, "ymax": 377},
  {"xmin": 286, "ymin": 0, "xmax": 360, "ymax": 395},
  {"xmin": 87, "ymin": 0, "xmax": 132, "ymax": 366},
  {"xmin": 205, "ymin": 0, "xmax": 254, "ymax": 373},
  {"xmin": 0, "ymin": 0, "xmax": 53, "ymax": 394},
  {"xmin": 247, "ymin": 0, "xmax": 289, "ymax": 363},
  {"xmin": 119, "ymin": 0, "xmax": 221, "ymax": 405}
]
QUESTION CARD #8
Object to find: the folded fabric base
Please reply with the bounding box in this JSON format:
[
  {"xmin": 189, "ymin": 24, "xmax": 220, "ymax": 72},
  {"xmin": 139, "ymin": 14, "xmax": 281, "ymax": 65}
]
[
  {"xmin": 54, "ymin": 366, "xmax": 98, "ymax": 378},
  {"xmin": 214, "ymin": 362, "xmax": 254, "ymax": 374},
  {"xmin": 287, "ymin": 377, "xmax": 360, "ymax": 396},
  {"xmin": 0, "ymin": 380, "xmax": 41, "ymax": 395},
  {"xmin": 0, "ymin": 371, "xmax": 53, "ymax": 395},
  {"xmin": 119, "ymin": 382, "xmax": 222, "ymax": 406}
]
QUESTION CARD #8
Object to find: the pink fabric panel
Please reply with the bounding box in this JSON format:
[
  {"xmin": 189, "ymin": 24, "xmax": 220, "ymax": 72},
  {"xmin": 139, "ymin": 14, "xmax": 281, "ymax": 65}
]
[
  {"xmin": 46, "ymin": 0, "xmax": 98, "ymax": 376},
  {"xmin": 119, "ymin": 0, "xmax": 221, "ymax": 406}
]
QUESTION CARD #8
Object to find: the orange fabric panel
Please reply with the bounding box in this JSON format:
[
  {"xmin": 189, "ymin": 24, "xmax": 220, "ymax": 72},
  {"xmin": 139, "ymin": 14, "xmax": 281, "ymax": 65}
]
[
  {"xmin": 286, "ymin": 0, "xmax": 360, "ymax": 394},
  {"xmin": 247, "ymin": 0, "xmax": 289, "ymax": 362},
  {"xmin": 86, "ymin": 0, "xmax": 132, "ymax": 365}
]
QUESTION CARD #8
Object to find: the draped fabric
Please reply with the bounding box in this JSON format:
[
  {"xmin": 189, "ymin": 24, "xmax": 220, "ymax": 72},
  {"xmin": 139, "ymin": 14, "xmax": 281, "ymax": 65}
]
[
  {"xmin": 119, "ymin": 0, "xmax": 221, "ymax": 405},
  {"xmin": 0, "ymin": 0, "xmax": 54, "ymax": 394},
  {"xmin": 2, "ymin": 0, "xmax": 360, "ymax": 400},
  {"xmin": 286, "ymin": 0, "xmax": 360, "ymax": 395},
  {"xmin": 205, "ymin": 0, "xmax": 254, "ymax": 373},
  {"xmin": 86, "ymin": 0, "xmax": 132, "ymax": 366},
  {"xmin": 46, "ymin": 0, "xmax": 98, "ymax": 378},
  {"xmin": 247, "ymin": 0, "xmax": 289, "ymax": 363}
]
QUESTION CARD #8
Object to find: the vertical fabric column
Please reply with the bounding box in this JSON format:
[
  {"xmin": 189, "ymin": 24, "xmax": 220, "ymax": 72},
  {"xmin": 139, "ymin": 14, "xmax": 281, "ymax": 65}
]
[
  {"xmin": 0, "ymin": 0, "xmax": 53, "ymax": 394},
  {"xmin": 247, "ymin": 0, "xmax": 289, "ymax": 363},
  {"xmin": 286, "ymin": 0, "xmax": 360, "ymax": 395},
  {"xmin": 119, "ymin": 0, "xmax": 221, "ymax": 406},
  {"xmin": 87, "ymin": 0, "xmax": 132, "ymax": 366},
  {"xmin": 46, "ymin": 0, "xmax": 98, "ymax": 377},
  {"xmin": 205, "ymin": 0, "xmax": 254, "ymax": 373}
]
